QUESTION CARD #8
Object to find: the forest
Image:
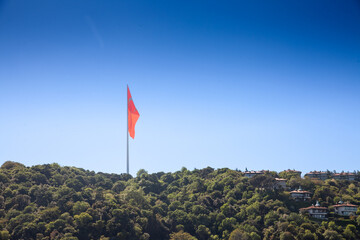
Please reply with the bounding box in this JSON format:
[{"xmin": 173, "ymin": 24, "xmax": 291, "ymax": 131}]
[{"xmin": 0, "ymin": 161, "xmax": 359, "ymax": 240}]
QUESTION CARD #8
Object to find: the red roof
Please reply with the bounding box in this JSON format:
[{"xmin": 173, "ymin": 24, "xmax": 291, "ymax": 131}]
[
  {"xmin": 333, "ymin": 173, "xmax": 355, "ymax": 176},
  {"xmin": 300, "ymin": 206, "xmax": 327, "ymax": 210},
  {"xmin": 332, "ymin": 203, "xmax": 358, "ymax": 208},
  {"xmin": 306, "ymin": 171, "xmax": 328, "ymax": 174},
  {"xmin": 290, "ymin": 190, "xmax": 311, "ymax": 194}
]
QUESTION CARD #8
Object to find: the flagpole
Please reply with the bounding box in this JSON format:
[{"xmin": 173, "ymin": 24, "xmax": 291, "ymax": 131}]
[{"xmin": 127, "ymin": 85, "xmax": 129, "ymax": 175}]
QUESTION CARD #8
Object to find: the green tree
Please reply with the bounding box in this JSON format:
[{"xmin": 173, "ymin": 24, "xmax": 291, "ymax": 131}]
[
  {"xmin": 249, "ymin": 175, "xmax": 276, "ymax": 191},
  {"xmin": 170, "ymin": 231, "xmax": 198, "ymax": 240},
  {"xmin": 323, "ymin": 230, "xmax": 342, "ymax": 240},
  {"xmin": 112, "ymin": 181, "xmax": 126, "ymax": 193},
  {"xmin": 280, "ymin": 232, "xmax": 295, "ymax": 240},
  {"xmin": 72, "ymin": 201, "xmax": 90, "ymax": 215},
  {"xmin": 229, "ymin": 229, "xmax": 250, "ymax": 240},
  {"xmin": 74, "ymin": 212, "xmax": 93, "ymax": 228},
  {"xmin": 302, "ymin": 230, "xmax": 317, "ymax": 240},
  {"xmin": 343, "ymin": 224, "xmax": 356, "ymax": 239},
  {"xmin": 196, "ymin": 225, "xmax": 211, "ymax": 240},
  {"xmin": 0, "ymin": 230, "xmax": 10, "ymax": 240}
]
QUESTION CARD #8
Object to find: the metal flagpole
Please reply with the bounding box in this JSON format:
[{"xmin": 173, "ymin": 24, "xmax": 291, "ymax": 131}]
[{"xmin": 127, "ymin": 85, "xmax": 129, "ymax": 174}]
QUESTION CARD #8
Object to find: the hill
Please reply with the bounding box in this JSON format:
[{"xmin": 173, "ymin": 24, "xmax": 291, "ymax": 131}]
[{"xmin": 0, "ymin": 161, "xmax": 359, "ymax": 240}]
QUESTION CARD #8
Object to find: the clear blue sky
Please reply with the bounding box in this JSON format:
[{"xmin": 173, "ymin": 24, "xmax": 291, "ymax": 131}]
[{"xmin": 0, "ymin": 0, "xmax": 359, "ymax": 175}]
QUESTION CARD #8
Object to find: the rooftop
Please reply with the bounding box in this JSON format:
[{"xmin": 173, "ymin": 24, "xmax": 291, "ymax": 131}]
[
  {"xmin": 244, "ymin": 170, "xmax": 268, "ymax": 174},
  {"xmin": 300, "ymin": 201, "xmax": 327, "ymax": 210},
  {"xmin": 306, "ymin": 171, "xmax": 328, "ymax": 174},
  {"xmin": 332, "ymin": 203, "xmax": 358, "ymax": 208},
  {"xmin": 300, "ymin": 206, "xmax": 327, "ymax": 210},
  {"xmin": 291, "ymin": 190, "xmax": 311, "ymax": 194},
  {"xmin": 333, "ymin": 172, "xmax": 356, "ymax": 176}
]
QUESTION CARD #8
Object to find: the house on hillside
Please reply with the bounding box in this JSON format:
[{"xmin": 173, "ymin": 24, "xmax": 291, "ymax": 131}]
[
  {"xmin": 244, "ymin": 170, "xmax": 266, "ymax": 178},
  {"xmin": 300, "ymin": 201, "xmax": 327, "ymax": 219},
  {"xmin": 305, "ymin": 171, "xmax": 330, "ymax": 180},
  {"xmin": 333, "ymin": 172, "xmax": 356, "ymax": 181},
  {"xmin": 274, "ymin": 178, "xmax": 287, "ymax": 190},
  {"xmin": 290, "ymin": 187, "xmax": 311, "ymax": 201},
  {"xmin": 333, "ymin": 201, "xmax": 358, "ymax": 216}
]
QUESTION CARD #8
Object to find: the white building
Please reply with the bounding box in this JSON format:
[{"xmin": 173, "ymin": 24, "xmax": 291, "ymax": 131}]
[
  {"xmin": 300, "ymin": 201, "xmax": 327, "ymax": 219},
  {"xmin": 244, "ymin": 170, "xmax": 266, "ymax": 178},
  {"xmin": 290, "ymin": 187, "xmax": 311, "ymax": 201},
  {"xmin": 333, "ymin": 172, "xmax": 356, "ymax": 181},
  {"xmin": 333, "ymin": 201, "xmax": 358, "ymax": 216},
  {"xmin": 274, "ymin": 178, "xmax": 287, "ymax": 190},
  {"xmin": 305, "ymin": 171, "xmax": 329, "ymax": 180}
]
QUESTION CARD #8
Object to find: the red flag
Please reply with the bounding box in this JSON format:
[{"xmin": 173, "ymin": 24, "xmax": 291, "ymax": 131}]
[{"xmin": 127, "ymin": 86, "xmax": 140, "ymax": 139}]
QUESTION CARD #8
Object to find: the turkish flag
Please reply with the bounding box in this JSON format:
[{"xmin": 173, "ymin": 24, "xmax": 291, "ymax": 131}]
[{"xmin": 127, "ymin": 86, "xmax": 140, "ymax": 139}]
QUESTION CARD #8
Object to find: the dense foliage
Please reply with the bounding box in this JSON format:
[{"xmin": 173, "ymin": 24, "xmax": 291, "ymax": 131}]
[{"xmin": 0, "ymin": 161, "xmax": 360, "ymax": 240}]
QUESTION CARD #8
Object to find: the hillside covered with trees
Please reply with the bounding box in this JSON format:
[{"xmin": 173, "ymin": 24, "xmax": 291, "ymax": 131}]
[{"xmin": 0, "ymin": 161, "xmax": 360, "ymax": 240}]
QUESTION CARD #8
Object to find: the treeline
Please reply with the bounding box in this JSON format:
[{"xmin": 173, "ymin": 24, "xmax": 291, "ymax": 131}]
[{"xmin": 0, "ymin": 161, "xmax": 359, "ymax": 240}]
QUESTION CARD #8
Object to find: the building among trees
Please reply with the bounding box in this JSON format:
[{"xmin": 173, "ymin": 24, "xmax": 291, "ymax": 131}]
[
  {"xmin": 333, "ymin": 172, "xmax": 356, "ymax": 181},
  {"xmin": 300, "ymin": 201, "xmax": 328, "ymax": 219},
  {"xmin": 305, "ymin": 171, "xmax": 329, "ymax": 180},
  {"xmin": 333, "ymin": 201, "xmax": 358, "ymax": 216},
  {"xmin": 305, "ymin": 171, "xmax": 356, "ymax": 181},
  {"xmin": 290, "ymin": 187, "xmax": 311, "ymax": 201},
  {"xmin": 274, "ymin": 178, "xmax": 287, "ymax": 190},
  {"xmin": 244, "ymin": 170, "xmax": 267, "ymax": 178}
]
